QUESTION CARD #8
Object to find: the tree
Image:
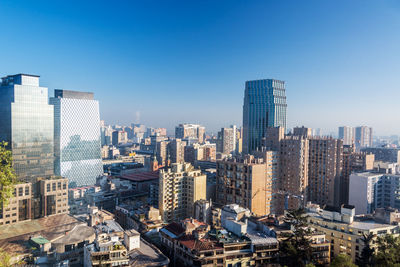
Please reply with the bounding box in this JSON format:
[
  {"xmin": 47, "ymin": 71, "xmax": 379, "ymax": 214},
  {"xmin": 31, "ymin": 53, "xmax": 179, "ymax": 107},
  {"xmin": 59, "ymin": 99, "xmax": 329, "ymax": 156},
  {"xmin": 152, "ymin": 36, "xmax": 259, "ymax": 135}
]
[
  {"xmin": 374, "ymin": 234, "xmax": 400, "ymax": 267},
  {"xmin": 280, "ymin": 208, "xmax": 313, "ymax": 267},
  {"xmin": 356, "ymin": 232, "xmax": 375, "ymax": 267},
  {"xmin": 330, "ymin": 254, "xmax": 357, "ymax": 267},
  {"xmin": 0, "ymin": 142, "xmax": 17, "ymax": 207}
]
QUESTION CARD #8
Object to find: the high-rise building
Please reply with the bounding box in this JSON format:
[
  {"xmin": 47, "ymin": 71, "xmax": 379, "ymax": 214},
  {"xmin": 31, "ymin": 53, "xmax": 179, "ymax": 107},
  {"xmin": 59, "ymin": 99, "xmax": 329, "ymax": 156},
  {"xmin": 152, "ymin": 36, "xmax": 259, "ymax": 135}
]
[
  {"xmin": 216, "ymin": 154, "xmax": 278, "ymax": 216},
  {"xmin": 112, "ymin": 130, "xmax": 128, "ymax": 145},
  {"xmin": 277, "ymin": 136, "xmax": 309, "ymax": 213},
  {"xmin": 158, "ymin": 163, "xmax": 206, "ymax": 222},
  {"xmin": 0, "ymin": 74, "xmax": 54, "ymax": 179},
  {"xmin": 175, "ymin": 123, "xmax": 205, "ymax": 143},
  {"xmin": 168, "ymin": 139, "xmax": 187, "ymax": 164},
  {"xmin": 349, "ymin": 172, "xmax": 400, "ymax": 214},
  {"xmin": 340, "ymin": 145, "xmax": 374, "ymax": 205},
  {"xmin": 217, "ymin": 126, "xmax": 236, "ymax": 154},
  {"xmin": 50, "ymin": 90, "xmax": 103, "ymax": 187},
  {"xmin": 308, "ymin": 138, "xmax": 343, "ymax": 207},
  {"xmin": 355, "ymin": 126, "xmax": 373, "ymax": 151},
  {"xmin": 338, "ymin": 126, "xmax": 354, "ymax": 146},
  {"xmin": 243, "ymin": 79, "xmax": 287, "ymax": 153}
]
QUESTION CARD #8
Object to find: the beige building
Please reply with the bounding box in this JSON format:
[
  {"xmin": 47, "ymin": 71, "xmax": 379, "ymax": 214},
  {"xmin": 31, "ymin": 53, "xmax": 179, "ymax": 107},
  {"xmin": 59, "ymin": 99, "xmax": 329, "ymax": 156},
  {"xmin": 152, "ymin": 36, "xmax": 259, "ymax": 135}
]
[
  {"xmin": 216, "ymin": 153, "xmax": 278, "ymax": 216},
  {"xmin": 184, "ymin": 142, "xmax": 216, "ymax": 164},
  {"xmin": 168, "ymin": 138, "xmax": 187, "ymax": 164},
  {"xmin": 0, "ymin": 177, "xmax": 69, "ymax": 226},
  {"xmin": 159, "ymin": 163, "xmax": 206, "ymax": 222},
  {"xmin": 306, "ymin": 203, "xmax": 400, "ymax": 263},
  {"xmin": 175, "ymin": 123, "xmax": 205, "ymax": 143},
  {"xmin": 307, "ymin": 137, "xmax": 343, "ymax": 207},
  {"xmin": 277, "ymin": 136, "xmax": 309, "ymax": 214}
]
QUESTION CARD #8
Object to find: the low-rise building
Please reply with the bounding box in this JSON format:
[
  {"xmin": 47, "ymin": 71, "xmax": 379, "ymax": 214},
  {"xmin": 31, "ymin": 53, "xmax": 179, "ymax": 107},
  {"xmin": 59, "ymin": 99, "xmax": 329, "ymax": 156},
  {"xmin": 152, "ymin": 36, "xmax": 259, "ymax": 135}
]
[{"xmin": 306, "ymin": 203, "xmax": 400, "ymax": 263}]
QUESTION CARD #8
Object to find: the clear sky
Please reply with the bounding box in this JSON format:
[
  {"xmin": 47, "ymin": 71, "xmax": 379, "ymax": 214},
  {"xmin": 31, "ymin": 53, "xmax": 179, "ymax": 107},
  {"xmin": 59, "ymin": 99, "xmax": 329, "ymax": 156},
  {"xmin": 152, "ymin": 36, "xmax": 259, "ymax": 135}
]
[{"xmin": 1, "ymin": 0, "xmax": 399, "ymax": 135}]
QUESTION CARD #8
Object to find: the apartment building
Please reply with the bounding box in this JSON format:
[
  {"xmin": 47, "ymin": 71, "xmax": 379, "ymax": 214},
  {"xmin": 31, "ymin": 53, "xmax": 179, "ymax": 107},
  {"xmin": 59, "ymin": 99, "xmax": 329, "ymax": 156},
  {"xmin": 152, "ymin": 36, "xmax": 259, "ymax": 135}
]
[
  {"xmin": 306, "ymin": 203, "xmax": 400, "ymax": 263},
  {"xmin": 0, "ymin": 177, "xmax": 69, "ymax": 226},
  {"xmin": 158, "ymin": 163, "xmax": 206, "ymax": 222},
  {"xmin": 340, "ymin": 145, "xmax": 374, "ymax": 205},
  {"xmin": 216, "ymin": 153, "xmax": 278, "ymax": 216},
  {"xmin": 308, "ymin": 137, "xmax": 343, "ymax": 207}
]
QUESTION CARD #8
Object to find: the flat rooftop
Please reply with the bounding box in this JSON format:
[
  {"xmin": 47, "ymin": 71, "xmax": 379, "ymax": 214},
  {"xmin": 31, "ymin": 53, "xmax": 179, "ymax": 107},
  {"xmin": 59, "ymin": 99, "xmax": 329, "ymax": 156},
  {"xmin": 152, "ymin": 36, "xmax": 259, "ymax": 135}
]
[
  {"xmin": 308, "ymin": 211, "xmax": 395, "ymax": 231},
  {"xmin": 118, "ymin": 171, "xmax": 159, "ymax": 182},
  {"xmin": 0, "ymin": 214, "xmax": 82, "ymax": 255}
]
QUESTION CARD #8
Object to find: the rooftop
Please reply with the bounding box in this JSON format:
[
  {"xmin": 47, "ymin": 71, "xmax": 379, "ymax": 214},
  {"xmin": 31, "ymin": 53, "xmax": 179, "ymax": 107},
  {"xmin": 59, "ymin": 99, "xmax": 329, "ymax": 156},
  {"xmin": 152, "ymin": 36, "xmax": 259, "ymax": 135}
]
[
  {"xmin": 308, "ymin": 211, "xmax": 396, "ymax": 231},
  {"xmin": 118, "ymin": 171, "xmax": 159, "ymax": 182}
]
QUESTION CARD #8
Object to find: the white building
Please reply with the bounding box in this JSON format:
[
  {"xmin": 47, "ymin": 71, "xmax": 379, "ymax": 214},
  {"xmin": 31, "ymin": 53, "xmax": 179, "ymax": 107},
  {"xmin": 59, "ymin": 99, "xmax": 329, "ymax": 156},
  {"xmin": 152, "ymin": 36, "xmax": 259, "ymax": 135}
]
[{"xmin": 349, "ymin": 172, "xmax": 400, "ymax": 214}]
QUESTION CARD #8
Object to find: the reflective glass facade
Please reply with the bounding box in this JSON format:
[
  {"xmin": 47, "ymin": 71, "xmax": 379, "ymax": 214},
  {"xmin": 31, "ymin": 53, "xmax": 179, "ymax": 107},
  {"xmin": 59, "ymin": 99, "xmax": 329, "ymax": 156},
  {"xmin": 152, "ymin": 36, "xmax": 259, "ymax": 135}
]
[
  {"xmin": 0, "ymin": 74, "xmax": 54, "ymax": 179},
  {"xmin": 50, "ymin": 90, "xmax": 102, "ymax": 187},
  {"xmin": 243, "ymin": 79, "xmax": 287, "ymax": 153}
]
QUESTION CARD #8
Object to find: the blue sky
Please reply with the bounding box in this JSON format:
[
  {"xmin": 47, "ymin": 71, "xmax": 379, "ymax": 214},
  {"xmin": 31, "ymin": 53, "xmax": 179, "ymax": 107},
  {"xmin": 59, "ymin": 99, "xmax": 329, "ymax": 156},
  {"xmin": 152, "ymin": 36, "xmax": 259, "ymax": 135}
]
[{"xmin": 1, "ymin": 0, "xmax": 399, "ymax": 135}]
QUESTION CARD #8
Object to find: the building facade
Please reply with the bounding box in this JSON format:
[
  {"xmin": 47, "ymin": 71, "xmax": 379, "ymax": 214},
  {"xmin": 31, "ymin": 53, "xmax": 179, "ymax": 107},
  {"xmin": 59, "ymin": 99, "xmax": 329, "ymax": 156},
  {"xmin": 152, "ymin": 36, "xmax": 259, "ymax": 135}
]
[
  {"xmin": 159, "ymin": 163, "xmax": 206, "ymax": 222},
  {"xmin": 355, "ymin": 126, "xmax": 373, "ymax": 151},
  {"xmin": 349, "ymin": 172, "xmax": 400, "ymax": 214},
  {"xmin": 216, "ymin": 154, "xmax": 278, "ymax": 216},
  {"xmin": 175, "ymin": 123, "xmax": 205, "ymax": 143},
  {"xmin": 338, "ymin": 126, "xmax": 355, "ymax": 146},
  {"xmin": 0, "ymin": 74, "xmax": 54, "ymax": 179},
  {"xmin": 243, "ymin": 79, "xmax": 287, "ymax": 154},
  {"xmin": 50, "ymin": 90, "xmax": 103, "ymax": 187},
  {"xmin": 308, "ymin": 138, "xmax": 343, "ymax": 207}
]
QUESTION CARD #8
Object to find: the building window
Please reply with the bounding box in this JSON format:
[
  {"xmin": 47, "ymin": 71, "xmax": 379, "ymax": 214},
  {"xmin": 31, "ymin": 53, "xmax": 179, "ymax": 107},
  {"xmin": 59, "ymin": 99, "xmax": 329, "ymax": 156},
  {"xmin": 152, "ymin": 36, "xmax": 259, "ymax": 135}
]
[{"xmin": 18, "ymin": 187, "xmax": 23, "ymax": 196}]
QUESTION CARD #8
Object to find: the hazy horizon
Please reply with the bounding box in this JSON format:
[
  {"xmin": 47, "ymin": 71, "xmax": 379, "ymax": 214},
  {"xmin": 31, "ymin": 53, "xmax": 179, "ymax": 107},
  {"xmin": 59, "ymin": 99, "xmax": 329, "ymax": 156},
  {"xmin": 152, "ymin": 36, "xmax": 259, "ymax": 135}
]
[{"xmin": 1, "ymin": 0, "xmax": 400, "ymax": 136}]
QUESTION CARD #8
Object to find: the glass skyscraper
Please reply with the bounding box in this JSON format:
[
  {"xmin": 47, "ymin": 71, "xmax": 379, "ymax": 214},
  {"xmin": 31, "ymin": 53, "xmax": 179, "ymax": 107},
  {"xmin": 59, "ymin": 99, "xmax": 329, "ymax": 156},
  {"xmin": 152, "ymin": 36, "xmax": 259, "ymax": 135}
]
[
  {"xmin": 0, "ymin": 74, "xmax": 54, "ymax": 179},
  {"xmin": 243, "ymin": 79, "xmax": 287, "ymax": 153},
  {"xmin": 50, "ymin": 90, "xmax": 103, "ymax": 187}
]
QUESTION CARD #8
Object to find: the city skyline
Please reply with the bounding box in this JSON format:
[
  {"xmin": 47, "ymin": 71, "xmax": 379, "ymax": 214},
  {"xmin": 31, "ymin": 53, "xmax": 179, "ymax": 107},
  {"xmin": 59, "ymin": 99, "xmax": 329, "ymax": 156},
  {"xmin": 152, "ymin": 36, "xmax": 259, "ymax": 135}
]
[{"xmin": 1, "ymin": 0, "xmax": 400, "ymax": 135}]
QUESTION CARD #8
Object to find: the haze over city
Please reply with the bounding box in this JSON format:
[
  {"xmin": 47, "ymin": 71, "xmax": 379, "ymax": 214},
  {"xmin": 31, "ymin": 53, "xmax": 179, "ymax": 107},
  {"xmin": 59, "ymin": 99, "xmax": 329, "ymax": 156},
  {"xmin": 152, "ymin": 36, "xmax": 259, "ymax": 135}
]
[{"xmin": 1, "ymin": 0, "xmax": 400, "ymax": 135}]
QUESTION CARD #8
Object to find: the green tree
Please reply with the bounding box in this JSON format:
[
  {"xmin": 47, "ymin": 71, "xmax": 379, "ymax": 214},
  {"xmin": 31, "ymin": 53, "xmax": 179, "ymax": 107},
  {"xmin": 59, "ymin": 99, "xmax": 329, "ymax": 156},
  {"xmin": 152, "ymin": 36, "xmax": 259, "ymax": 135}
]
[
  {"xmin": 330, "ymin": 254, "xmax": 357, "ymax": 267},
  {"xmin": 0, "ymin": 142, "xmax": 17, "ymax": 207},
  {"xmin": 374, "ymin": 234, "xmax": 400, "ymax": 267},
  {"xmin": 356, "ymin": 232, "xmax": 375, "ymax": 267},
  {"xmin": 281, "ymin": 208, "xmax": 313, "ymax": 267}
]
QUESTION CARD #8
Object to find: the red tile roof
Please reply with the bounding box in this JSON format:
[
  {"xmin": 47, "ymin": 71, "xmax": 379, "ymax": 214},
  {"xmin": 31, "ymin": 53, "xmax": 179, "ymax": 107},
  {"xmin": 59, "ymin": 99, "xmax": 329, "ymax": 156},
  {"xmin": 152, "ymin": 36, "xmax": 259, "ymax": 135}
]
[
  {"xmin": 164, "ymin": 222, "xmax": 185, "ymax": 236},
  {"xmin": 178, "ymin": 235, "xmax": 221, "ymax": 251},
  {"xmin": 118, "ymin": 171, "xmax": 159, "ymax": 182}
]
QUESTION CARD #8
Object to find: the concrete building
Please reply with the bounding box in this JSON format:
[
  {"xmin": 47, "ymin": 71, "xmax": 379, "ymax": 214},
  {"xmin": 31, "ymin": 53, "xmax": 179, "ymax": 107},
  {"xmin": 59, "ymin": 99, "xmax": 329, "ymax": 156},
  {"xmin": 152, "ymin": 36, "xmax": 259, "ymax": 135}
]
[
  {"xmin": 361, "ymin": 147, "xmax": 400, "ymax": 164},
  {"xmin": 216, "ymin": 153, "xmax": 278, "ymax": 216},
  {"xmin": 175, "ymin": 123, "xmax": 205, "ymax": 143},
  {"xmin": 0, "ymin": 74, "xmax": 54, "ymax": 179},
  {"xmin": 194, "ymin": 199, "xmax": 212, "ymax": 225},
  {"xmin": 112, "ymin": 130, "xmax": 128, "ymax": 146},
  {"xmin": 340, "ymin": 145, "xmax": 375, "ymax": 205},
  {"xmin": 339, "ymin": 126, "xmax": 355, "ymax": 146},
  {"xmin": 243, "ymin": 79, "xmax": 287, "ymax": 154},
  {"xmin": 50, "ymin": 89, "xmax": 103, "ymax": 187},
  {"xmin": 167, "ymin": 138, "xmax": 187, "ymax": 164},
  {"xmin": 308, "ymin": 137, "xmax": 343, "ymax": 207},
  {"xmin": 293, "ymin": 126, "xmax": 312, "ymax": 138},
  {"xmin": 306, "ymin": 203, "xmax": 400, "ymax": 263},
  {"xmin": 0, "ymin": 177, "xmax": 69, "ymax": 226},
  {"xmin": 184, "ymin": 142, "xmax": 216, "ymax": 164},
  {"xmin": 355, "ymin": 126, "xmax": 373, "ymax": 151},
  {"xmin": 349, "ymin": 172, "xmax": 400, "ymax": 214},
  {"xmin": 159, "ymin": 163, "xmax": 206, "ymax": 222},
  {"xmin": 276, "ymin": 135, "xmax": 309, "ymax": 214},
  {"xmin": 217, "ymin": 126, "xmax": 236, "ymax": 154}
]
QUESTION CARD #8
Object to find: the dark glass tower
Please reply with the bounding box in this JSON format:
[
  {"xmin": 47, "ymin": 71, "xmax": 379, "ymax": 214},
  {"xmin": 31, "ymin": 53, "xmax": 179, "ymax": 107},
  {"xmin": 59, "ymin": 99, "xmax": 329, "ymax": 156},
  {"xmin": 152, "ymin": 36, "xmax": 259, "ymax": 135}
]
[
  {"xmin": 0, "ymin": 74, "xmax": 54, "ymax": 179},
  {"xmin": 243, "ymin": 79, "xmax": 287, "ymax": 154}
]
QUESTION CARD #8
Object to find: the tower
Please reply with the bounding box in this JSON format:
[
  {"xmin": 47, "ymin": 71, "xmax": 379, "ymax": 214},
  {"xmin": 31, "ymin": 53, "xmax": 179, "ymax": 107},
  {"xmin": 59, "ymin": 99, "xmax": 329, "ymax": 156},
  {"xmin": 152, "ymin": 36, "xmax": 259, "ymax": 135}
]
[{"xmin": 243, "ymin": 79, "xmax": 287, "ymax": 154}]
